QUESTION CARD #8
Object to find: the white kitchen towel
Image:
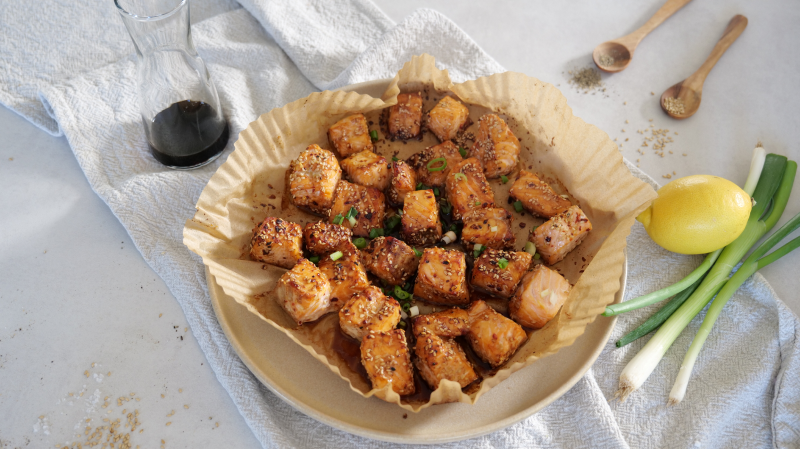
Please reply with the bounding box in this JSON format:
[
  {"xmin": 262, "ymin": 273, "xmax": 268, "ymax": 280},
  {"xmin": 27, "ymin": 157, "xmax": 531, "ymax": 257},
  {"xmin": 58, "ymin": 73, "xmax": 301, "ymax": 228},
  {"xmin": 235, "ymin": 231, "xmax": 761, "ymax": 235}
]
[{"xmin": 3, "ymin": 0, "xmax": 798, "ymax": 447}]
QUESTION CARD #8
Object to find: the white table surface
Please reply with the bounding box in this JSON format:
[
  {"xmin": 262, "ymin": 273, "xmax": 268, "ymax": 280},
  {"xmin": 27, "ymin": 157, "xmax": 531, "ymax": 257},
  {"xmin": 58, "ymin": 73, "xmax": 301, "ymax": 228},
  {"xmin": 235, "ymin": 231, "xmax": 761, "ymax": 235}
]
[{"xmin": 1, "ymin": 1, "xmax": 798, "ymax": 447}]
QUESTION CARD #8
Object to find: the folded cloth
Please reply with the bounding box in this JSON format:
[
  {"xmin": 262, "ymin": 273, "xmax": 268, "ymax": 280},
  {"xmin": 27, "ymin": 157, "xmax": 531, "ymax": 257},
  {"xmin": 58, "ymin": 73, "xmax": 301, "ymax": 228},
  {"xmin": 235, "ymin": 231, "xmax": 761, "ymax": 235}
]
[{"xmin": 4, "ymin": 0, "xmax": 796, "ymax": 447}]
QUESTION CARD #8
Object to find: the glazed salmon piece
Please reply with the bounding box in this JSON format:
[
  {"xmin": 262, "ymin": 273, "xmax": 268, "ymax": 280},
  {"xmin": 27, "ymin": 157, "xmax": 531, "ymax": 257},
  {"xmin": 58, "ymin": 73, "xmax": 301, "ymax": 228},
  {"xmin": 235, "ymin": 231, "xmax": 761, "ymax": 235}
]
[
  {"xmin": 509, "ymin": 170, "xmax": 571, "ymax": 218},
  {"xmin": 275, "ymin": 258, "xmax": 333, "ymax": 325},
  {"xmin": 386, "ymin": 160, "xmax": 417, "ymax": 207},
  {"xmin": 288, "ymin": 144, "xmax": 342, "ymax": 216},
  {"xmin": 427, "ymin": 96, "xmax": 471, "ymax": 142},
  {"xmin": 460, "ymin": 207, "xmax": 516, "ymax": 252},
  {"xmin": 444, "ymin": 158, "xmax": 495, "ymax": 221},
  {"xmin": 401, "ymin": 189, "xmax": 442, "ymax": 246},
  {"xmin": 469, "ymin": 114, "xmax": 521, "ymax": 179},
  {"xmin": 317, "ymin": 242, "xmax": 370, "ymax": 310},
  {"xmin": 302, "ymin": 221, "xmax": 352, "ymax": 255},
  {"xmin": 341, "ymin": 150, "xmax": 391, "ymax": 191},
  {"xmin": 407, "ymin": 141, "xmax": 463, "ymax": 188},
  {"xmin": 470, "ymin": 249, "xmax": 532, "ymax": 300},
  {"xmin": 361, "ymin": 330, "xmax": 415, "ymax": 396},
  {"xmin": 412, "ymin": 309, "xmax": 478, "ymax": 390},
  {"xmin": 387, "ymin": 92, "xmax": 423, "ymax": 140},
  {"xmin": 361, "ymin": 236, "xmax": 419, "ymax": 286},
  {"xmin": 339, "ymin": 286, "xmax": 401, "ymax": 341},
  {"xmin": 466, "ymin": 300, "xmax": 528, "ymax": 368},
  {"xmin": 250, "ymin": 217, "xmax": 303, "ymax": 269},
  {"xmin": 413, "ymin": 247, "xmax": 470, "ymax": 306},
  {"xmin": 328, "ymin": 113, "xmax": 374, "ymax": 158},
  {"xmin": 328, "ymin": 180, "xmax": 386, "ymax": 238},
  {"xmin": 509, "ymin": 265, "xmax": 571, "ymax": 329},
  {"xmin": 531, "ymin": 205, "xmax": 592, "ymax": 265}
]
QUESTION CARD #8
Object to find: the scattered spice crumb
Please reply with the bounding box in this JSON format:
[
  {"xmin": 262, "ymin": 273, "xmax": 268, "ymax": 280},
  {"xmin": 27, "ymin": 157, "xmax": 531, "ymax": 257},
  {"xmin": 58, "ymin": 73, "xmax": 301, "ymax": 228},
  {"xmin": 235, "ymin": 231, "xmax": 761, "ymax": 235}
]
[
  {"xmin": 625, "ymin": 138, "xmax": 629, "ymax": 142},
  {"xmin": 651, "ymin": 91, "xmax": 655, "ymax": 95},
  {"xmin": 161, "ymin": 394, "xmax": 165, "ymax": 398},
  {"xmin": 84, "ymin": 370, "xmax": 89, "ymax": 378},
  {"xmin": 159, "ymin": 313, "xmax": 163, "ymax": 318},
  {"xmin": 625, "ymin": 120, "xmax": 629, "ymax": 124},
  {"xmin": 663, "ymin": 174, "xmax": 672, "ymax": 179},
  {"xmin": 178, "ymin": 388, "xmax": 183, "ymax": 393},
  {"xmin": 166, "ymin": 422, "xmax": 172, "ymax": 426},
  {"xmin": 184, "ymin": 405, "xmax": 189, "ymax": 409},
  {"xmin": 598, "ymin": 54, "xmax": 615, "ymax": 67},
  {"xmin": 624, "ymin": 101, "xmax": 627, "ymax": 105},
  {"xmin": 683, "ymin": 153, "xmax": 687, "ymax": 156},
  {"xmin": 215, "ymin": 422, "xmax": 219, "ymax": 428},
  {"xmin": 568, "ymin": 67, "xmax": 603, "ymax": 91}
]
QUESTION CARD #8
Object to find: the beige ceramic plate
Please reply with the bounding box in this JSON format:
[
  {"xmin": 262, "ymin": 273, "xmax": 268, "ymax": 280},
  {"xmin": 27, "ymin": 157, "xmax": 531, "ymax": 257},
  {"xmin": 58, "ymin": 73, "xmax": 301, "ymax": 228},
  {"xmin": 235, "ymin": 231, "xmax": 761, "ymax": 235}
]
[{"xmin": 207, "ymin": 79, "xmax": 625, "ymax": 444}]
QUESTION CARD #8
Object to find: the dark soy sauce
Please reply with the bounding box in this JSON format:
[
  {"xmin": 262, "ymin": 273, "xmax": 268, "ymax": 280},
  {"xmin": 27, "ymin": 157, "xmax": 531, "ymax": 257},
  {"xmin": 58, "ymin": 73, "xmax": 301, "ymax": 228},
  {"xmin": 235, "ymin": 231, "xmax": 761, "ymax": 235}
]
[{"xmin": 146, "ymin": 100, "xmax": 229, "ymax": 168}]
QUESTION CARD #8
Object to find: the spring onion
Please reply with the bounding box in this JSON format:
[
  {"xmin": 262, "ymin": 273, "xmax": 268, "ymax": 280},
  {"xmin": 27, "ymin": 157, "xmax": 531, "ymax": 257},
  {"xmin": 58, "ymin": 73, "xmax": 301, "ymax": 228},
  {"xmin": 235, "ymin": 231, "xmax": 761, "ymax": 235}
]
[
  {"xmin": 394, "ymin": 285, "xmax": 412, "ymax": 300},
  {"xmin": 392, "ymin": 156, "xmax": 399, "ymax": 161},
  {"xmin": 413, "ymin": 247, "xmax": 423, "ymax": 257},
  {"xmin": 409, "ymin": 305, "xmax": 420, "ymax": 317},
  {"xmin": 473, "ymin": 243, "xmax": 485, "ymax": 258},
  {"xmin": 616, "ymin": 153, "xmax": 791, "ymax": 401},
  {"xmin": 534, "ymin": 253, "xmax": 540, "ymax": 260},
  {"xmin": 329, "ymin": 251, "xmax": 343, "ymax": 261},
  {"xmin": 454, "ymin": 173, "xmax": 466, "ymax": 182},
  {"xmin": 401, "ymin": 301, "xmax": 412, "ymax": 312},
  {"xmin": 475, "ymin": 200, "xmax": 482, "ymax": 206},
  {"xmin": 672, "ymin": 215, "xmax": 800, "ymax": 404},
  {"xmin": 513, "ymin": 200, "xmax": 523, "ymax": 213},
  {"xmin": 603, "ymin": 145, "xmax": 768, "ymax": 317},
  {"xmin": 332, "ymin": 214, "xmax": 344, "ymax": 225},
  {"xmin": 385, "ymin": 215, "xmax": 401, "ymax": 233},
  {"xmin": 369, "ymin": 228, "xmax": 385, "ymax": 239},
  {"xmin": 459, "ymin": 147, "xmax": 467, "ymax": 158},
  {"xmin": 398, "ymin": 320, "xmax": 407, "ymax": 329},
  {"xmin": 434, "ymin": 187, "xmax": 440, "ymax": 196},
  {"xmin": 370, "ymin": 130, "xmax": 379, "ymax": 142},
  {"xmin": 400, "ymin": 309, "xmax": 408, "ymax": 320},
  {"xmin": 449, "ymin": 223, "xmax": 458, "ymax": 233},
  {"xmin": 442, "ymin": 231, "xmax": 457, "ymax": 244},
  {"xmin": 353, "ymin": 237, "xmax": 367, "ymax": 249},
  {"xmin": 416, "ymin": 182, "xmax": 429, "ymax": 191},
  {"xmin": 440, "ymin": 200, "xmax": 452, "ymax": 214},
  {"xmin": 309, "ymin": 256, "xmax": 320, "ymax": 264},
  {"xmin": 524, "ymin": 241, "xmax": 536, "ymax": 256},
  {"xmin": 497, "ymin": 258, "xmax": 509, "ymax": 269},
  {"xmin": 501, "ymin": 175, "xmax": 509, "ymax": 184},
  {"xmin": 427, "ymin": 157, "xmax": 447, "ymax": 172},
  {"xmin": 490, "ymin": 226, "xmax": 498, "ymax": 232}
]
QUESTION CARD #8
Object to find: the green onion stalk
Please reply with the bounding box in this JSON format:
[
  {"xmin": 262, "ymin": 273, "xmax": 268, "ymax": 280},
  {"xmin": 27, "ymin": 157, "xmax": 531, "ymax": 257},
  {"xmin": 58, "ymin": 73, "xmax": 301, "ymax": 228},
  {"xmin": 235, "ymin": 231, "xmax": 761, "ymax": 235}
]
[
  {"xmin": 616, "ymin": 154, "xmax": 792, "ymax": 401},
  {"xmin": 604, "ymin": 145, "xmax": 767, "ymax": 317},
  {"xmin": 669, "ymin": 161, "xmax": 798, "ymax": 405}
]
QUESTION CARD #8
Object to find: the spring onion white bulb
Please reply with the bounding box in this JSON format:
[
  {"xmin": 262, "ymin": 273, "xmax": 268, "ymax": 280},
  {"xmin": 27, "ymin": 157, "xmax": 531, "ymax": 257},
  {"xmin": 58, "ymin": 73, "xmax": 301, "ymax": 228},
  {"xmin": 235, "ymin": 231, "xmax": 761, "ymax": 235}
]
[
  {"xmin": 524, "ymin": 241, "xmax": 536, "ymax": 256},
  {"xmin": 409, "ymin": 306, "xmax": 420, "ymax": 317},
  {"xmin": 743, "ymin": 143, "xmax": 766, "ymax": 196},
  {"xmin": 442, "ymin": 231, "xmax": 457, "ymax": 244}
]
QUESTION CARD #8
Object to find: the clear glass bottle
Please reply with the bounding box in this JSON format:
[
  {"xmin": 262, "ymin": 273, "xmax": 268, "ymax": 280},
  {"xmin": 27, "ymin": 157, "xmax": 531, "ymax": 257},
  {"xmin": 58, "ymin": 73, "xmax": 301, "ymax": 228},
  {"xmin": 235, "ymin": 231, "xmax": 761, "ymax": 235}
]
[{"xmin": 115, "ymin": 0, "xmax": 229, "ymax": 169}]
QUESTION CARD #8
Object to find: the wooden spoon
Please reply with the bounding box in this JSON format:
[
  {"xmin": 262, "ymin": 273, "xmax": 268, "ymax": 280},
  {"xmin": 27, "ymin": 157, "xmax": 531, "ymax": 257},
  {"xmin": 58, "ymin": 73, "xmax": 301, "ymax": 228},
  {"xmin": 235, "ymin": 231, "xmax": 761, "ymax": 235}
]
[
  {"xmin": 661, "ymin": 14, "xmax": 748, "ymax": 119},
  {"xmin": 593, "ymin": 0, "xmax": 693, "ymax": 73}
]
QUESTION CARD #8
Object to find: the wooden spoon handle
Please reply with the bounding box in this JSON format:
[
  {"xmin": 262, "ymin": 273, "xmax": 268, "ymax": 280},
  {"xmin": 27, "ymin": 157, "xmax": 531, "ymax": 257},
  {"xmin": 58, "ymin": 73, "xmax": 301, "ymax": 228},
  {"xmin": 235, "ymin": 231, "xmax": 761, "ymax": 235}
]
[
  {"xmin": 684, "ymin": 15, "xmax": 748, "ymax": 90},
  {"xmin": 621, "ymin": 0, "xmax": 694, "ymax": 50}
]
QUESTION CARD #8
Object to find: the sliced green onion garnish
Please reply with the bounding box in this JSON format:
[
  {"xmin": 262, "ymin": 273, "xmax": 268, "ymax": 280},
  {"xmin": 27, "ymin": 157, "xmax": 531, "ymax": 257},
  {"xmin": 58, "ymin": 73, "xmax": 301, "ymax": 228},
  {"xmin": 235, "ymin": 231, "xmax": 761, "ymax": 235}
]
[
  {"xmin": 413, "ymin": 247, "xmax": 422, "ymax": 257},
  {"xmin": 533, "ymin": 253, "xmax": 541, "ymax": 260},
  {"xmin": 385, "ymin": 215, "xmax": 401, "ymax": 232},
  {"xmin": 309, "ymin": 256, "xmax": 320, "ymax": 264},
  {"xmin": 458, "ymin": 147, "xmax": 467, "ymax": 158},
  {"xmin": 474, "ymin": 200, "xmax": 482, "ymax": 206},
  {"xmin": 401, "ymin": 301, "xmax": 412, "ymax": 312},
  {"xmin": 416, "ymin": 182, "xmax": 429, "ymax": 191},
  {"xmin": 501, "ymin": 175, "xmax": 509, "ymax": 184},
  {"xmin": 394, "ymin": 285, "xmax": 412, "ymax": 300},
  {"xmin": 370, "ymin": 130, "xmax": 378, "ymax": 142},
  {"xmin": 513, "ymin": 200, "xmax": 523, "ymax": 213},
  {"xmin": 497, "ymin": 258, "xmax": 509, "ymax": 269},
  {"xmin": 524, "ymin": 241, "xmax": 536, "ymax": 256},
  {"xmin": 440, "ymin": 200, "xmax": 452, "ymax": 214},
  {"xmin": 353, "ymin": 237, "xmax": 367, "ymax": 249},
  {"xmin": 427, "ymin": 157, "xmax": 447, "ymax": 172},
  {"xmin": 454, "ymin": 173, "xmax": 466, "ymax": 182},
  {"xmin": 329, "ymin": 251, "xmax": 343, "ymax": 261},
  {"xmin": 392, "ymin": 156, "xmax": 399, "ymax": 161},
  {"xmin": 369, "ymin": 228, "xmax": 385, "ymax": 239},
  {"xmin": 433, "ymin": 187, "xmax": 440, "ymax": 196},
  {"xmin": 348, "ymin": 216, "xmax": 357, "ymax": 227},
  {"xmin": 333, "ymin": 214, "xmax": 344, "ymax": 225},
  {"xmin": 398, "ymin": 320, "xmax": 407, "ymax": 329},
  {"xmin": 345, "ymin": 206, "xmax": 358, "ymax": 219},
  {"xmin": 473, "ymin": 243, "xmax": 485, "ymax": 258},
  {"xmin": 450, "ymin": 223, "xmax": 458, "ymax": 232}
]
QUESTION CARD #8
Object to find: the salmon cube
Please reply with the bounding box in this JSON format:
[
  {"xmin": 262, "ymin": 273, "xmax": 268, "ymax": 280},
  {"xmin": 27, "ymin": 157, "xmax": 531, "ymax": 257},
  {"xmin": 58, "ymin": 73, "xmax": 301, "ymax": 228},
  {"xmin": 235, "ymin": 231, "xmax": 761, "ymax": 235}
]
[
  {"xmin": 407, "ymin": 141, "xmax": 463, "ymax": 188},
  {"xmin": 328, "ymin": 113, "xmax": 374, "ymax": 158},
  {"xmin": 401, "ymin": 189, "xmax": 442, "ymax": 246},
  {"xmin": 341, "ymin": 150, "xmax": 390, "ymax": 191},
  {"xmin": 303, "ymin": 221, "xmax": 352, "ymax": 255},
  {"xmin": 509, "ymin": 170, "xmax": 571, "ymax": 218},
  {"xmin": 509, "ymin": 264, "xmax": 571, "ymax": 329},
  {"xmin": 427, "ymin": 96, "xmax": 471, "ymax": 142},
  {"xmin": 387, "ymin": 93, "xmax": 423, "ymax": 140},
  {"xmin": 361, "ymin": 236, "xmax": 418, "ymax": 286},
  {"xmin": 361, "ymin": 330, "xmax": 415, "ymax": 396},
  {"xmin": 329, "ymin": 180, "xmax": 385, "ymax": 237},
  {"xmin": 318, "ymin": 242, "xmax": 370, "ymax": 309},
  {"xmin": 460, "ymin": 207, "xmax": 516, "ymax": 252},
  {"xmin": 469, "ymin": 114, "xmax": 521, "ymax": 178},
  {"xmin": 288, "ymin": 144, "xmax": 342, "ymax": 216},
  {"xmin": 413, "ymin": 248, "xmax": 469, "ymax": 306},
  {"xmin": 531, "ymin": 205, "xmax": 592, "ymax": 265},
  {"xmin": 275, "ymin": 258, "xmax": 332, "ymax": 325},
  {"xmin": 466, "ymin": 300, "xmax": 527, "ymax": 368},
  {"xmin": 470, "ymin": 249, "xmax": 532, "ymax": 299},
  {"xmin": 250, "ymin": 217, "xmax": 303, "ymax": 269},
  {"xmin": 386, "ymin": 160, "xmax": 417, "ymax": 207},
  {"xmin": 339, "ymin": 286, "xmax": 401, "ymax": 341},
  {"xmin": 413, "ymin": 309, "xmax": 477, "ymax": 389},
  {"xmin": 444, "ymin": 158, "xmax": 495, "ymax": 221}
]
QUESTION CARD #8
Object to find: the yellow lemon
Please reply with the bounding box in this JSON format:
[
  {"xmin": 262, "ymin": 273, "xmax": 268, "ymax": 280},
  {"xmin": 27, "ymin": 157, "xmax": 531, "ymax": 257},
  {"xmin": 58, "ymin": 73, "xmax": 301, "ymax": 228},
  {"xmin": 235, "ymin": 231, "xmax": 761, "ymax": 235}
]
[{"xmin": 636, "ymin": 175, "xmax": 751, "ymax": 254}]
